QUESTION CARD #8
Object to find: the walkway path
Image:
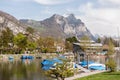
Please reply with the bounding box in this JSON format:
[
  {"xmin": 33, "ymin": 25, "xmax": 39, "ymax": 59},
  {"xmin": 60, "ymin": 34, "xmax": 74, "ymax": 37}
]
[{"xmin": 65, "ymin": 70, "xmax": 106, "ymax": 80}]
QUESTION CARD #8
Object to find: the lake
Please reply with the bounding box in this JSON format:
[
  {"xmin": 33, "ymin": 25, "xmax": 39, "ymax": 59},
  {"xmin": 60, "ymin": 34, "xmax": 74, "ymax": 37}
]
[{"xmin": 0, "ymin": 59, "xmax": 53, "ymax": 80}]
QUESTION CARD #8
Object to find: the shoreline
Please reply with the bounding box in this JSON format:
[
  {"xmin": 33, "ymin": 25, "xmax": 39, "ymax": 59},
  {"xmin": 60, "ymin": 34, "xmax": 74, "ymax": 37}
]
[
  {"xmin": 65, "ymin": 70, "xmax": 106, "ymax": 80},
  {"xmin": 0, "ymin": 53, "xmax": 58, "ymax": 61}
]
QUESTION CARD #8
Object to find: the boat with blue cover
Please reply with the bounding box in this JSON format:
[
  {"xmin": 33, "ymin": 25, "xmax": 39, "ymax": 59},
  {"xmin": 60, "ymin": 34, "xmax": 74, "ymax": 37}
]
[
  {"xmin": 41, "ymin": 58, "xmax": 63, "ymax": 70},
  {"xmin": 88, "ymin": 63, "xmax": 106, "ymax": 70},
  {"xmin": 80, "ymin": 60, "xmax": 94, "ymax": 67},
  {"xmin": 27, "ymin": 56, "xmax": 34, "ymax": 59},
  {"xmin": 21, "ymin": 55, "xmax": 34, "ymax": 59},
  {"xmin": 41, "ymin": 59, "xmax": 55, "ymax": 66},
  {"xmin": 8, "ymin": 56, "xmax": 14, "ymax": 62}
]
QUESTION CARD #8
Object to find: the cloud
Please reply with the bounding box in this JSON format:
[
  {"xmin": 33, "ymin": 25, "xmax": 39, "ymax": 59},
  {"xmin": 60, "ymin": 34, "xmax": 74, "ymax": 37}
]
[
  {"xmin": 99, "ymin": 0, "xmax": 120, "ymax": 5},
  {"xmin": 34, "ymin": 0, "xmax": 74, "ymax": 5},
  {"xmin": 8, "ymin": 0, "xmax": 30, "ymax": 1},
  {"xmin": 67, "ymin": 2, "xmax": 120, "ymax": 36}
]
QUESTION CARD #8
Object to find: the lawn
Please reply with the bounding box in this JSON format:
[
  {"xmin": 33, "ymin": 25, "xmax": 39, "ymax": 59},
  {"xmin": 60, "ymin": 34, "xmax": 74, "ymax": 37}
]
[{"xmin": 75, "ymin": 72, "xmax": 120, "ymax": 80}]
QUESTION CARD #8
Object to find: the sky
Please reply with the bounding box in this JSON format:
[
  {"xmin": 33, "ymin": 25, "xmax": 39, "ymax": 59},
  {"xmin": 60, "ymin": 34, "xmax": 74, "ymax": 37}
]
[{"xmin": 0, "ymin": 0, "xmax": 120, "ymax": 36}]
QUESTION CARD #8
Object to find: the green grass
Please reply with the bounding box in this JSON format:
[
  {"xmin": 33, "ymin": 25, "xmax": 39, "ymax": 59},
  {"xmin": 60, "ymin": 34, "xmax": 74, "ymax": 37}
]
[{"xmin": 75, "ymin": 72, "xmax": 120, "ymax": 80}]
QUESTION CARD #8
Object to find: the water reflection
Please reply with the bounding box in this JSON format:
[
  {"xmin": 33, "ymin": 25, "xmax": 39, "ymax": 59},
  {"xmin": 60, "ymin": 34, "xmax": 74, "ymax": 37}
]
[{"xmin": 0, "ymin": 59, "xmax": 52, "ymax": 80}]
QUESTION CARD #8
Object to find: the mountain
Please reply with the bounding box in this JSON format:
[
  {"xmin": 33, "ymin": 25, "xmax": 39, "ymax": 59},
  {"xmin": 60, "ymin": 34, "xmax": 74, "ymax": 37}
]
[
  {"xmin": 0, "ymin": 10, "xmax": 95, "ymax": 40},
  {"xmin": 0, "ymin": 11, "xmax": 26, "ymax": 34},
  {"xmin": 20, "ymin": 14, "xmax": 95, "ymax": 40}
]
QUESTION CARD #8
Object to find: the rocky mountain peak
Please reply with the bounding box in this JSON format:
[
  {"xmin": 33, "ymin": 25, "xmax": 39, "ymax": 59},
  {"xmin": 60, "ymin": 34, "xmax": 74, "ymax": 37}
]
[
  {"xmin": 20, "ymin": 13, "xmax": 95, "ymax": 40},
  {"xmin": 66, "ymin": 14, "xmax": 76, "ymax": 20},
  {"xmin": 0, "ymin": 10, "xmax": 26, "ymax": 34},
  {"xmin": 51, "ymin": 14, "xmax": 63, "ymax": 20}
]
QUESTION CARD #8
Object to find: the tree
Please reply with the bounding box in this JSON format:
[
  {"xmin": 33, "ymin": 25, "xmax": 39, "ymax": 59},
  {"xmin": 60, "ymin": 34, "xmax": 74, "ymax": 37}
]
[
  {"xmin": 26, "ymin": 27, "xmax": 34, "ymax": 35},
  {"xmin": 80, "ymin": 36, "xmax": 91, "ymax": 69},
  {"xmin": 97, "ymin": 38, "xmax": 101, "ymax": 43},
  {"xmin": 105, "ymin": 39, "xmax": 116, "ymax": 72},
  {"xmin": 80, "ymin": 36, "xmax": 90, "ymax": 52},
  {"xmin": 14, "ymin": 33, "xmax": 28, "ymax": 50},
  {"xmin": 0, "ymin": 27, "xmax": 14, "ymax": 48},
  {"xmin": 37, "ymin": 37, "xmax": 56, "ymax": 53},
  {"xmin": 27, "ymin": 41, "xmax": 37, "ymax": 50},
  {"xmin": 107, "ymin": 40, "xmax": 115, "ymax": 55},
  {"xmin": 65, "ymin": 36, "xmax": 78, "ymax": 52},
  {"xmin": 106, "ymin": 58, "xmax": 116, "ymax": 72},
  {"xmin": 65, "ymin": 41, "xmax": 73, "ymax": 52},
  {"xmin": 26, "ymin": 27, "xmax": 35, "ymax": 42},
  {"xmin": 66, "ymin": 36, "xmax": 78, "ymax": 43},
  {"xmin": 46, "ymin": 59, "xmax": 74, "ymax": 80}
]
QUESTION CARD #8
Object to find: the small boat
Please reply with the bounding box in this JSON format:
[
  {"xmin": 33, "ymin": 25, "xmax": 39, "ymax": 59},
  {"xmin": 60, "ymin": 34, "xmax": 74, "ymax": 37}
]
[
  {"xmin": 88, "ymin": 63, "xmax": 106, "ymax": 70},
  {"xmin": 21, "ymin": 55, "xmax": 34, "ymax": 59},
  {"xmin": 79, "ymin": 60, "xmax": 94, "ymax": 67},
  {"xmin": 41, "ymin": 58, "xmax": 63, "ymax": 70},
  {"xmin": 41, "ymin": 59, "xmax": 54, "ymax": 66},
  {"xmin": 9, "ymin": 56, "xmax": 14, "ymax": 60},
  {"xmin": 27, "ymin": 56, "xmax": 34, "ymax": 59}
]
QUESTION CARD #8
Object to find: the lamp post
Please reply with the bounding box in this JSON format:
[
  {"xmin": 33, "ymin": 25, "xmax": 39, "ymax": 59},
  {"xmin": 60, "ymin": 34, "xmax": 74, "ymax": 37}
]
[{"xmin": 87, "ymin": 54, "xmax": 89, "ymax": 69}]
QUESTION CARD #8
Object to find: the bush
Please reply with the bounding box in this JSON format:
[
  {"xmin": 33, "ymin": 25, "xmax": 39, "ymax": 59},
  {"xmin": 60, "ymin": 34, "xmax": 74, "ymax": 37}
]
[
  {"xmin": 106, "ymin": 58, "xmax": 116, "ymax": 72},
  {"xmin": 46, "ymin": 59, "xmax": 74, "ymax": 80}
]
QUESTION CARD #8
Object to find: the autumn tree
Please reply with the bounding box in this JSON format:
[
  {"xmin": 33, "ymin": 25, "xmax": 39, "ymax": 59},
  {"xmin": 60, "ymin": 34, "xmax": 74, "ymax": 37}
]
[
  {"xmin": 37, "ymin": 37, "xmax": 56, "ymax": 53},
  {"xmin": 65, "ymin": 41, "xmax": 73, "ymax": 52}
]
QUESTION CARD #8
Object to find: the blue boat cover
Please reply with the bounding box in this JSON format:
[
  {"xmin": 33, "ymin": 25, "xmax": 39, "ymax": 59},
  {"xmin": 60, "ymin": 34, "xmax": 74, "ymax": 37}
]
[
  {"xmin": 27, "ymin": 56, "xmax": 34, "ymax": 59},
  {"xmin": 89, "ymin": 66, "xmax": 105, "ymax": 70},
  {"xmin": 41, "ymin": 58, "xmax": 63, "ymax": 70},
  {"xmin": 41, "ymin": 59, "xmax": 55, "ymax": 66},
  {"xmin": 21, "ymin": 55, "xmax": 34, "ymax": 59},
  {"xmin": 80, "ymin": 61, "xmax": 94, "ymax": 67}
]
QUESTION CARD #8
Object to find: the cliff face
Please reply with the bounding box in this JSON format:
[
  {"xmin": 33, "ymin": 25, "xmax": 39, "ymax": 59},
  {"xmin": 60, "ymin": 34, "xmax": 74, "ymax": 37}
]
[
  {"xmin": 0, "ymin": 10, "xmax": 95, "ymax": 40},
  {"xmin": 20, "ymin": 14, "xmax": 95, "ymax": 40},
  {"xmin": 0, "ymin": 11, "xmax": 26, "ymax": 34}
]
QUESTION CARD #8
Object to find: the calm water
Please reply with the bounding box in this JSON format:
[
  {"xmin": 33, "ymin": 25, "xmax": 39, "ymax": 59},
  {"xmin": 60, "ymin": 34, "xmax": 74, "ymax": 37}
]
[{"xmin": 0, "ymin": 59, "xmax": 52, "ymax": 80}]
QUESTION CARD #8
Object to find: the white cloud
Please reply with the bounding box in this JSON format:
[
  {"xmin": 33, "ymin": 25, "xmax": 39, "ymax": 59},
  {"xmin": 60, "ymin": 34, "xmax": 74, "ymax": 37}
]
[
  {"xmin": 99, "ymin": 0, "xmax": 120, "ymax": 5},
  {"xmin": 8, "ymin": 0, "xmax": 31, "ymax": 2},
  {"xmin": 72, "ymin": 2, "xmax": 120, "ymax": 36},
  {"xmin": 34, "ymin": 0, "xmax": 74, "ymax": 5}
]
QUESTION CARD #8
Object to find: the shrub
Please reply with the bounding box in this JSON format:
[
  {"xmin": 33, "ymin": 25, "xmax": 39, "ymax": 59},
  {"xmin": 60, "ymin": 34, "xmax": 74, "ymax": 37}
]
[{"xmin": 106, "ymin": 58, "xmax": 116, "ymax": 72}]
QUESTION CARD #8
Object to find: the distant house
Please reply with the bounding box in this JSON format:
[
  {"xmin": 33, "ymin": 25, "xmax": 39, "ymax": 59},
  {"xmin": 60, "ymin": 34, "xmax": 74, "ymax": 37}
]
[{"xmin": 73, "ymin": 40, "xmax": 103, "ymax": 63}]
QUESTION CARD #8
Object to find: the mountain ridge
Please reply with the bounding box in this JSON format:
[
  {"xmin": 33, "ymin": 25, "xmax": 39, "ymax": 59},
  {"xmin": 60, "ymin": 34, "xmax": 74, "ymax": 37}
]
[
  {"xmin": 0, "ymin": 10, "xmax": 95, "ymax": 40},
  {"xmin": 20, "ymin": 13, "xmax": 95, "ymax": 40}
]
